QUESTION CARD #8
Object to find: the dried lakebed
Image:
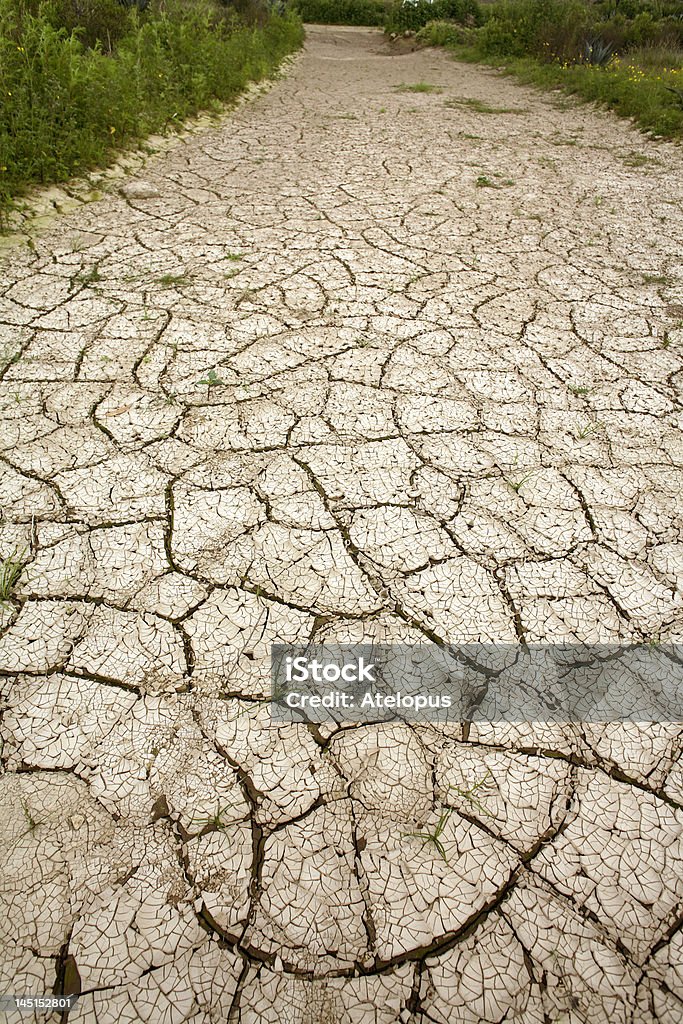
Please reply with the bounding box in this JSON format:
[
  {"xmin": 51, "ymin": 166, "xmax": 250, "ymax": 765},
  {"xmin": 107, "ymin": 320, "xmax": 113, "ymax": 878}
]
[{"xmin": 1, "ymin": 23, "xmax": 683, "ymax": 1024}]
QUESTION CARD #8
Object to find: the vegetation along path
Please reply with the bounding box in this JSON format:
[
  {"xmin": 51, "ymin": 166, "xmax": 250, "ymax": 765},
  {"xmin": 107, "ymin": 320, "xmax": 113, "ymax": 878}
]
[{"xmin": 1, "ymin": 24, "xmax": 683, "ymax": 1024}]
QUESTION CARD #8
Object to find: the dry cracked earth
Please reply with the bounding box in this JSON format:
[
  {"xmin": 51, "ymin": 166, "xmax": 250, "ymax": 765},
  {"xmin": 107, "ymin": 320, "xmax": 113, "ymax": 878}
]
[{"xmin": 1, "ymin": 23, "xmax": 683, "ymax": 1024}]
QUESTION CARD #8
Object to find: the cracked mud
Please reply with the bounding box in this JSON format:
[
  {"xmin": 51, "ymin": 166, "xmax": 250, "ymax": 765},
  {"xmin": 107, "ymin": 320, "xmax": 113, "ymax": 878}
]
[{"xmin": 1, "ymin": 24, "xmax": 683, "ymax": 1024}]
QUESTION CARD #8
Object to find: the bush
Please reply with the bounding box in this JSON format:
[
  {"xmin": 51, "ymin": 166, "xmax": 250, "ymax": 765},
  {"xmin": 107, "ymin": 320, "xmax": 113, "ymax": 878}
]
[
  {"xmin": 416, "ymin": 17, "xmax": 470, "ymax": 45},
  {"xmin": 475, "ymin": 0, "xmax": 590, "ymax": 60},
  {"xmin": 0, "ymin": 0, "xmax": 304, "ymax": 217},
  {"xmin": 292, "ymin": 0, "xmax": 388, "ymax": 25},
  {"xmin": 385, "ymin": 0, "xmax": 483, "ymax": 36}
]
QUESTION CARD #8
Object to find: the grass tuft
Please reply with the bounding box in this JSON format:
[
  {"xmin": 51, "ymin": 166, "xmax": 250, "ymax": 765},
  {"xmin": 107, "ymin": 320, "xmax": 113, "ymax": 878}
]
[
  {"xmin": 395, "ymin": 81, "xmax": 444, "ymax": 94},
  {"xmin": 0, "ymin": 547, "xmax": 26, "ymax": 604}
]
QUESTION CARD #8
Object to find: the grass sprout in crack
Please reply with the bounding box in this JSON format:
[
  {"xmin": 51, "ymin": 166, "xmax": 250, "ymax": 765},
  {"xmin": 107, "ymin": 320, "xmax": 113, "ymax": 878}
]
[
  {"xmin": 0, "ymin": 547, "xmax": 27, "ymax": 605},
  {"xmin": 404, "ymin": 807, "xmax": 453, "ymax": 863},
  {"xmin": 190, "ymin": 804, "xmax": 237, "ymax": 836},
  {"xmin": 447, "ymin": 770, "xmax": 495, "ymax": 819},
  {"xmin": 197, "ymin": 369, "xmax": 225, "ymax": 388}
]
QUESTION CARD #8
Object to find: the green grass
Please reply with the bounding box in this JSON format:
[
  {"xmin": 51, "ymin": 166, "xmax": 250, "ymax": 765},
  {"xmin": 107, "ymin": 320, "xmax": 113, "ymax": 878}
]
[
  {"xmin": 405, "ymin": 807, "xmax": 452, "ymax": 862},
  {"xmin": 155, "ymin": 272, "xmax": 193, "ymax": 288},
  {"xmin": 395, "ymin": 81, "xmax": 444, "ymax": 93},
  {"xmin": 0, "ymin": 548, "xmax": 26, "ymax": 603},
  {"xmin": 292, "ymin": 0, "xmax": 388, "ymax": 25},
  {"xmin": 0, "ymin": 0, "xmax": 304, "ymax": 221}
]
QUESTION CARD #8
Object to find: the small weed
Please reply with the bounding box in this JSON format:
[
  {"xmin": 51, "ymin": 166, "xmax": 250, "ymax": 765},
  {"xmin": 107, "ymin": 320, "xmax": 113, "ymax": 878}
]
[
  {"xmin": 0, "ymin": 548, "xmax": 27, "ymax": 604},
  {"xmin": 405, "ymin": 807, "xmax": 452, "ymax": 862},
  {"xmin": 641, "ymin": 273, "xmax": 674, "ymax": 286},
  {"xmin": 191, "ymin": 804, "xmax": 234, "ymax": 834},
  {"xmin": 476, "ymin": 173, "xmax": 513, "ymax": 189},
  {"xmin": 156, "ymin": 273, "xmax": 192, "ymax": 289},
  {"xmin": 75, "ymin": 266, "xmax": 102, "ymax": 286},
  {"xmin": 395, "ymin": 82, "xmax": 444, "ymax": 94},
  {"xmin": 197, "ymin": 369, "xmax": 225, "ymax": 388},
  {"xmin": 224, "ymin": 252, "xmax": 243, "ymax": 262},
  {"xmin": 449, "ymin": 770, "xmax": 495, "ymax": 818},
  {"xmin": 505, "ymin": 470, "xmax": 535, "ymax": 493},
  {"xmin": 569, "ymin": 384, "xmax": 592, "ymax": 396},
  {"xmin": 21, "ymin": 800, "xmax": 37, "ymax": 835},
  {"xmin": 621, "ymin": 151, "xmax": 662, "ymax": 169},
  {"xmin": 575, "ymin": 420, "xmax": 603, "ymax": 439}
]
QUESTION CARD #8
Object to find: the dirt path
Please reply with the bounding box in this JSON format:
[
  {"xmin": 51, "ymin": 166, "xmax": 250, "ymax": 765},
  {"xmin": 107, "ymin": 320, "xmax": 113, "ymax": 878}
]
[{"xmin": 1, "ymin": 24, "xmax": 683, "ymax": 1023}]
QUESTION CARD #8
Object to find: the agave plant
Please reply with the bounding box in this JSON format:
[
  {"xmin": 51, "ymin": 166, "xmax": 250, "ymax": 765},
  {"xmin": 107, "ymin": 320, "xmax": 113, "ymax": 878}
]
[{"xmin": 582, "ymin": 35, "xmax": 614, "ymax": 67}]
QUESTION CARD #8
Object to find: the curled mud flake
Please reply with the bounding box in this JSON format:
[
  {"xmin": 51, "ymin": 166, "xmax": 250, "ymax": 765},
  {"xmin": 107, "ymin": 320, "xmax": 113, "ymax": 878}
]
[
  {"xmin": 533, "ymin": 770, "xmax": 683, "ymax": 958},
  {"xmin": 185, "ymin": 588, "xmax": 313, "ymax": 697},
  {"xmin": 0, "ymin": 600, "xmax": 93, "ymax": 674},
  {"xmin": 67, "ymin": 606, "xmax": 187, "ymax": 687},
  {"xmin": 303, "ymin": 438, "xmax": 421, "ymax": 508},
  {"xmin": 421, "ymin": 915, "xmax": 536, "ymax": 1024},
  {"xmin": 501, "ymin": 877, "xmax": 640, "ymax": 1023},
  {"xmin": 245, "ymin": 804, "xmax": 369, "ymax": 971},
  {"xmin": 171, "ymin": 481, "xmax": 266, "ymax": 583},
  {"xmin": 0, "ymin": 773, "xmax": 115, "ymax": 955},
  {"xmin": 188, "ymin": 824, "xmax": 252, "ymax": 932},
  {"xmin": 348, "ymin": 506, "xmax": 456, "ymax": 574},
  {"xmin": 0, "ymin": 462, "xmax": 62, "ymax": 520},
  {"xmin": 73, "ymin": 960, "xmax": 199, "ymax": 1024},
  {"xmin": 54, "ymin": 453, "xmax": 169, "ymax": 525},
  {"xmin": 29, "ymin": 522, "xmax": 169, "ymax": 603},
  {"xmin": 358, "ymin": 810, "xmax": 519, "ymax": 961},
  {"xmin": 435, "ymin": 743, "xmax": 571, "ymax": 853},
  {"xmin": 96, "ymin": 386, "xmax": 183, "ymax": 445},
  {"xmin": 2, "ymin": 673, "xmax": 137, "ymax": 769},
  {"xmin": 329, "ymin": 724, "xmax": 433, "ymax": 823},
  {"xmin": 241, "ymin": 522, "xmax": 383, "ymax": 616},
  {"xmin": 391, "ymin": 557, "xmax": 518, "ymax": 643},
  {"xmin": 239, "ymin": 965, "xmax": 415, "ymax": 1024}
]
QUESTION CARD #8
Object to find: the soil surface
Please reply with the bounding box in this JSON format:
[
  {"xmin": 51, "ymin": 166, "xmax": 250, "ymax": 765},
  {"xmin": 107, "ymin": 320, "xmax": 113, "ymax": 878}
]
[{"xmin": 1, "ymin": 25, "xmax": 683, "ymax": 1024}]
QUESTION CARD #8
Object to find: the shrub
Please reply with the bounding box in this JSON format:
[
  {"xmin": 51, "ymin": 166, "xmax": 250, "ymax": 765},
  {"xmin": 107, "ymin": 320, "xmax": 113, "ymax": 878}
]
[
  {"xmin": 292, "ymin": 0, "xmax": 388, "ymax": 25},
  {"xmin": 385, "ymin": 0, "xmax": 483, "ymax": 36},
  {"xmin": 416, "ymin": 17, "xmax": 470, "ymax": 45}
]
